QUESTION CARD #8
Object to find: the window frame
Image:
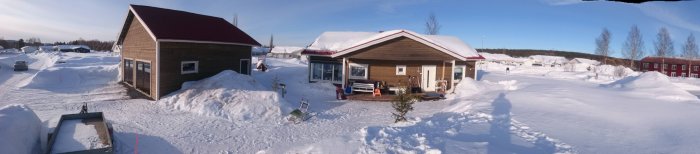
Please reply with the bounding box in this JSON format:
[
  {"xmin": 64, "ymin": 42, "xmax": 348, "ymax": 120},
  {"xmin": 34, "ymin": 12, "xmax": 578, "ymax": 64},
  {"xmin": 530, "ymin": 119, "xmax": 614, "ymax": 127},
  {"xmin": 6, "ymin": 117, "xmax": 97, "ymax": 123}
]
[
  {"xmin": 682, "ymin": 65, "xmax": 687, "ymax": 70},
  {"xmin": 181, "ymin": 61, "xmax": 199, "ymax": 74},
  {"xmin": 348, "ymin": 63, "xmax": 369, "ymax": 80},
  {"xmin": 672, "ymin": 64, "xmax": 677, "ymax": 70},
  {"xmin": 396, "ymin": 65, "xmax": 407, "ymax": 75},
  {"xmin": 454, "ymin": 65, "xmax": 466, "ymax": 81},
  {"xmin": 309, "ymin": 62, "xmax": 342, "ymax": 83}
]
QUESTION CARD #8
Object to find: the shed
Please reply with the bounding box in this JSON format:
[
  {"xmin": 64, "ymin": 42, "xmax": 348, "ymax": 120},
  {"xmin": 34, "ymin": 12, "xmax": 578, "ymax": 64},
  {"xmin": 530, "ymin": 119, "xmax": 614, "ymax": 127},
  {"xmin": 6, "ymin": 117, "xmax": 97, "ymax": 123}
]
[{"xmin": 114, "ymin": 5, "xmax": 261, "ymax": 100}]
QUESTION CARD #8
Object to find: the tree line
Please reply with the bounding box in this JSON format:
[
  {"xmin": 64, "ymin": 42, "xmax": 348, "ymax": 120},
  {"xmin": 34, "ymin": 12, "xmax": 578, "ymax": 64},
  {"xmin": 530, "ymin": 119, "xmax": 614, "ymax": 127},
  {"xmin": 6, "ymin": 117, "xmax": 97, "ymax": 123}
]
[
  {"xmin": 0, "ymin": 37, "xmax": 115, "ymax": 51},
  {"xmin": 595, "ymin": 26, "xmax": 698, "ymax": 68}
]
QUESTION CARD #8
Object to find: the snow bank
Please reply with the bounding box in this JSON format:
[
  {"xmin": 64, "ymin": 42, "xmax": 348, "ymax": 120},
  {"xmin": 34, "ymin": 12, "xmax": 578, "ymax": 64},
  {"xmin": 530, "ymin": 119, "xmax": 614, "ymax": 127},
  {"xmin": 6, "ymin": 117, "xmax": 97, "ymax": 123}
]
[
  {"xmin": 0, "ymin": 104, "xmax": 42, "ymax": 154},
  {"xmin": 158, "ymin": 70, "xmax": 293, "ymax": 121},
  {"xmin": 605, "ymin": 72, "xmax": 697, "ymax": 101},
  {"xmin": 359, "ymin": 112, "xmax": 574, "ymax": 154},
  {"xmin": 23, "ymin": 52, "xmax": 119, "ymax": 92}
]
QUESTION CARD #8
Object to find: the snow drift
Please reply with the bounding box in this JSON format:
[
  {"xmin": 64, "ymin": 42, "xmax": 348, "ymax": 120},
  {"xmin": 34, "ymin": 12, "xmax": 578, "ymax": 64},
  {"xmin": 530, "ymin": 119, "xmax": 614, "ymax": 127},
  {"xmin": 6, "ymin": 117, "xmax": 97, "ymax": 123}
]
[
  {"xmin": 158, "ymin": 70, "xmax": 293, "ymax": 121},
  {"xmin": 0, "ymin": 104, "xmax": 42, "ymax": 154},
  {"xmin": 605, "ymin": 72, "xmax": 697, "ymax": 101},
  {"xmin": 22, "ymin": 52, "xmax": 120, "ymax": 92}
]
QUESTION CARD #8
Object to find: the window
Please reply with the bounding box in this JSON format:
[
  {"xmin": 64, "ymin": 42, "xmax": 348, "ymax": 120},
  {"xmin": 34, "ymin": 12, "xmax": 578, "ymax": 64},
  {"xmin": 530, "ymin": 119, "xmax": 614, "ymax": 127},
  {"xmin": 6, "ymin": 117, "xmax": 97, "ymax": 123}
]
[
  {"xmin": 396, "ymin": 65, "xmax": 406, "ymax": 75},
  {"xmin": 181, "ymin": 61, "xmax": 198, "ymax": 74},
  {"xmin": 682, "ymin": 73, "xmax": 687, "ymax": 77},
  {"xmin": 664, "ymin": 64, "xmax": 668, "ymax": 70},
  {"xmin": 692, "ymin": 74, "xmax": 699, "ymax": 78},
  {"xmin": 310, "ymin": 62, "xmax": 342, "ymax": 83},
  {"xmin": 654, "ymin": 63, "xmax": 658, "ymax": 69},
  {"xmin": 695, "ymin": 66, "xmax": 699, "ymax": 71},
  {"xmin": 672, "ymin": 64, "xmax": 677, "ymax": 70},
  {"xmin": 682, "ymin": 65, "xmax": 687, "ymax": 70},
  {"xmin": 643, "ymin": 63, "xmax": 649, "ymax": 69},
  {"xmin": 454, "ymin": 65, "xmax": 465, "ymax": 80},
  {"xmin": 671, "ymin": 72, "xmax": 677, "ymax": 77},
  {"xmin": 349, "ymin": 63, "xmax": 368, "ymax": 80}
]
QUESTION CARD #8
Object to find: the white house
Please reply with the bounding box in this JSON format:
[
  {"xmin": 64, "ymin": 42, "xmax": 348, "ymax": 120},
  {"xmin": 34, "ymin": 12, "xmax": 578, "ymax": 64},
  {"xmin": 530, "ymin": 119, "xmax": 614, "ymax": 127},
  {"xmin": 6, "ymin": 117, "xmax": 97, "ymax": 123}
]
[
  {"xmin": 0, "ymin": 45, "xmax": 4, "ymax": 50},
  {"xmin": 566, "ymin": 58, "xmax": 600, "ymax": 71},
  {"xmin": 529, "ymin": 55, "xmax": 568, "ymax": 67},
  {"xmin": 38, "ymin": 46, "xmax": 56, "ymax": 52},
  {"xmin": 268, "ymin": 46, "xmax": 304, "ymax": 59},
  {"xmin": 21, "ymin": 46, "xmax": 38, "ymax": 53}
]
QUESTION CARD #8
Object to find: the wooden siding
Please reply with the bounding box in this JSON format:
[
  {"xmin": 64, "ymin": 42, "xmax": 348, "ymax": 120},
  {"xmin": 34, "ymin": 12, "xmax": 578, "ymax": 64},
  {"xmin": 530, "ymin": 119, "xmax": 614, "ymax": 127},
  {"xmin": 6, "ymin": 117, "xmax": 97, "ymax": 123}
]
[
  {"xmin": 342, "ymin": 37, "xmax": 458, "ymax": 61},
  {"xmin": 121, "ymin": 17, "xmax": 157, "ymax": 98},
  {"xmin": 158, "ymin": 42, "xmax": 252, "ymax": 98},
  {"xmin": 349, "ymin": 59, "xmax": 453, "ymax": 90}
]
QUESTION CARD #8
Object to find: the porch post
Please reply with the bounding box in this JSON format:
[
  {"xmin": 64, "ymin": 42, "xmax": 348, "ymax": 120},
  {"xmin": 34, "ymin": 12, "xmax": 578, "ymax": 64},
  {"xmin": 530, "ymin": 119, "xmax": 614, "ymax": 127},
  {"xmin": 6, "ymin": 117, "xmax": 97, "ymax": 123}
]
[
  {"xmin": 450, "ymin": 60, "xmax": 455, "ymax": 91},
  {"xmin": 342, "ymin": 57, "xmax": 347, "ymax": 89}
]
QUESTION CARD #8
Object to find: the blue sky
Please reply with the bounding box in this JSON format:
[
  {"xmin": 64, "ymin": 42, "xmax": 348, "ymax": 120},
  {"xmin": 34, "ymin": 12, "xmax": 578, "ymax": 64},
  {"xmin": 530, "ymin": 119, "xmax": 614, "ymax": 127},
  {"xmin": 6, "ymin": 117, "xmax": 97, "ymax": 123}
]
[{"xmin": 0, "ymin": 0, "xmax": 698, "ymax": 58}]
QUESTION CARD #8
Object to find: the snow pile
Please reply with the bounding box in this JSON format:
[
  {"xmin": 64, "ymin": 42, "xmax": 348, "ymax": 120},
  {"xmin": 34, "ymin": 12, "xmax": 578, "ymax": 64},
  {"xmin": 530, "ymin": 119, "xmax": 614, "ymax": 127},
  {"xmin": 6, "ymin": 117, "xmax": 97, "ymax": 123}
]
[
  {"xmin": 452, "ymin": 79, "xmax": 484, "ymax": 98},
  {"xmin": 0, "ymin": 104, "xmax": 42, "ymax": 154},
  {"xmin": 51, "ymin": 119, "xmax": 109, "ymax": 153},
  {"xmin": 158, "ymin": 70, "xmax": 293, "ymax": 121},
  {"xmin": 594, "ymin": 65, "xmax": 636, "ymax": 77},
  {"xmin": 359, "ymin": 112, "xmax": 574, "ymax": 154},
  {"xmin": 23, "ymin": 52, "xmax": 120, "ymax": 92},
  {"xmin": 605, "ymin": 72, "xmax": 697, "ymax": 101}
]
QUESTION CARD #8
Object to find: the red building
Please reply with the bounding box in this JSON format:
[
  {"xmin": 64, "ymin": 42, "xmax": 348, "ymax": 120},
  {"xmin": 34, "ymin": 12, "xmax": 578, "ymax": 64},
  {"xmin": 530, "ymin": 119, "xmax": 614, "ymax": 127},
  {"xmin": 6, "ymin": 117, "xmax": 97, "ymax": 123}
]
[{"xmin": 639, "ymin": 57, "xmax": 700, "ymax": 78}]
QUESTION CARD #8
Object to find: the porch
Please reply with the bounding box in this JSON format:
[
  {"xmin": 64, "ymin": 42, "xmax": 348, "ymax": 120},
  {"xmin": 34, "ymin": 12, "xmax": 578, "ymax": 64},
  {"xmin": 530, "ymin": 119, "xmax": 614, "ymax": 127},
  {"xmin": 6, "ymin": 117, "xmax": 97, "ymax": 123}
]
[{"xmin": 345, "ymin": 91, "xmax": 446, "ymax": 102}]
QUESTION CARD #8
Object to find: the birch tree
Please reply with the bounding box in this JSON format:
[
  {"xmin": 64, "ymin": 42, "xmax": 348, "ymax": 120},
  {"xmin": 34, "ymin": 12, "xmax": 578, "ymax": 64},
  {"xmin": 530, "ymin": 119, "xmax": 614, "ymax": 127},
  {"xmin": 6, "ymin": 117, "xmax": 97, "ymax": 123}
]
[
  {"xmin": 595, "ymin": 28, "xmax": 612, "ymax": 64},
  {"xmin": 654, "ymin": 27, "xmax": 674, "ymax": 57},
  {"xmin": 682, "ymin": 34, "xmax": 698, "ymax": 59},
  {"xmin": 425, "ymin": 12, "xmax": 441, "ymax": 35},
  {"xmin": 622, "ymin": 25, "xmax": 645, "ymax": 68}
]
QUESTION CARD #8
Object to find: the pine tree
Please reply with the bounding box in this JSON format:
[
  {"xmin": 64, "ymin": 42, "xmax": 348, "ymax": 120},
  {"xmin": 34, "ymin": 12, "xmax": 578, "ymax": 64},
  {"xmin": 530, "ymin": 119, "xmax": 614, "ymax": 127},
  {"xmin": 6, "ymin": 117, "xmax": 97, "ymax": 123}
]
[{"xmin": 391, "ymin": 86, "xmax": 419, "ymax": 123}]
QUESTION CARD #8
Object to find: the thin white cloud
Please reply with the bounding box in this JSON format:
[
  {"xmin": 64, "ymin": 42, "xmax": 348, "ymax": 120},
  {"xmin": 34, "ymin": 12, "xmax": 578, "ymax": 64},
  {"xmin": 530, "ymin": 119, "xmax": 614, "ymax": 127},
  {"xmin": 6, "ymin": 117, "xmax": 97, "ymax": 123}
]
[
  {"xmin": 637, "ymin": 3, "xmax": 700, "ymax": 33},
  {"xmin": 541, "ymin": 0, "xmax": 586, "ymax": 6}
]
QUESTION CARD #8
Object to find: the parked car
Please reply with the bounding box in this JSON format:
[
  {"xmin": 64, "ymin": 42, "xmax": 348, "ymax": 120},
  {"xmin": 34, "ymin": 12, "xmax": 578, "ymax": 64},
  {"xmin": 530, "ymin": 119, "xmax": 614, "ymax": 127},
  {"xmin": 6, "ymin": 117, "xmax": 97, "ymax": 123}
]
[{"xmin": 14, "ymin": 61, "xmax": 28, "ymax": 71}]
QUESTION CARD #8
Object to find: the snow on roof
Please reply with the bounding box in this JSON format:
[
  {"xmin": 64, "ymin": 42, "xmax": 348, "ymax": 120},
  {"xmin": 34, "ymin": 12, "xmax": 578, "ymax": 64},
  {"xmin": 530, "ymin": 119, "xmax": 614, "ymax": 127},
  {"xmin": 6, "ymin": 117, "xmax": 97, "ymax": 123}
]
[
  {"xmin": 56, "ymin": 45, "xmax": 91, "ymax": 50},
  {"xmin": 270, "ymin": 46, "xmax": 304, "ymax": 54},
  {"xmin": 306, "ymin": 30, "xmax": 480, "ymax": 58},
  {"xmin": 569, "ymin": 58, "xmax": 600, "ymax": 65},
  {"xmin": 479, "ymin": 52, "xmax": 515, "ymax": 61},
  {"xmin": 529, "ymin": 55, "xmax": 568, "ymax": 64}
]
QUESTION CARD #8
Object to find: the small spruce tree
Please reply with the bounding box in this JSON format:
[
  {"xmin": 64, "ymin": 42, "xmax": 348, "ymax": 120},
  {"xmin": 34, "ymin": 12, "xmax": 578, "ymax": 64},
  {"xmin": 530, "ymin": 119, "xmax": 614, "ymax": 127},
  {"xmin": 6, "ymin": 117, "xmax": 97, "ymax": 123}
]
[{"xmin": 391, "ymin": 84, "xmax": 419, "ymax": 123}]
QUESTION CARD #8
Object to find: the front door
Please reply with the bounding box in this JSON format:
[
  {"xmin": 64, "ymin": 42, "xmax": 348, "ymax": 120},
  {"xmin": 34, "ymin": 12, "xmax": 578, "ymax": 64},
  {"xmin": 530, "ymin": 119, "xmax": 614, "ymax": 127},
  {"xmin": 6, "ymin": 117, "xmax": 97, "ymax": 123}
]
[
  {"xmin": 240, "ymin": 59, "xmax": 250, "ymax": 75},
  {"xmin": 136, "ymin": 61, "xmax": 151, "ymax": 94},
  {"xmin": 421, "ymin": 65, "xmax": 437, "ymax": 91}
]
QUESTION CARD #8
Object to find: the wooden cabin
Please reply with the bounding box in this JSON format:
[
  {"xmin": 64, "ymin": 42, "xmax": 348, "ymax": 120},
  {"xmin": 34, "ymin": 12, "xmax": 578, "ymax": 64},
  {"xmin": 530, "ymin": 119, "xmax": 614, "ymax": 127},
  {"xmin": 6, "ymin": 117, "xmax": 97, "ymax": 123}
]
[
  {"xmin": 301, "ymin": 30, "xmax": 483, "ymax": 93},
  {"xmin": 640, "ymin": 57, "xmax": 700, "ymax": 78},
  {"xmin": 114, "ymin": 5, "xmax": 261, "ymax": 100}
]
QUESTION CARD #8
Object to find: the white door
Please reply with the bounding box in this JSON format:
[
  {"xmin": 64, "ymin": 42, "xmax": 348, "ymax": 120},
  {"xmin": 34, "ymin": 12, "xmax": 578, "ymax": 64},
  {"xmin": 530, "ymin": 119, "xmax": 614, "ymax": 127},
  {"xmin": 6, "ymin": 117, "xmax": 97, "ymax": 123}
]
[{"xmin": 421, "ymin": 65, "xmax": 437, "ymax": 92}]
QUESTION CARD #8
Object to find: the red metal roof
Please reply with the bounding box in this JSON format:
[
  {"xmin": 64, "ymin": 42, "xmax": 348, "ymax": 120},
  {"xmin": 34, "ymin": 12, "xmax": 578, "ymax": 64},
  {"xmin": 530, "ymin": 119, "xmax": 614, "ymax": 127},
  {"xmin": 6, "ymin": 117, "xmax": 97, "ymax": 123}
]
[
  {"xmin": 130, "ymin": 5, "xmax": 260, "ymax": 46},
  {"xmin": 640, "ymin": 57, "xmax": 700, "ymax": 65}
]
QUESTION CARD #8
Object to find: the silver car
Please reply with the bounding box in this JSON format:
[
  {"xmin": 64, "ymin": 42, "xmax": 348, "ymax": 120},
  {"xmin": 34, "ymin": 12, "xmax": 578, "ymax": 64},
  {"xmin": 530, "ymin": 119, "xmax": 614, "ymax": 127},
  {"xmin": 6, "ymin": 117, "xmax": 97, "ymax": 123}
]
[{"xmin": 14, "ymin": 61, "xmax": 28, "ymax": 71}]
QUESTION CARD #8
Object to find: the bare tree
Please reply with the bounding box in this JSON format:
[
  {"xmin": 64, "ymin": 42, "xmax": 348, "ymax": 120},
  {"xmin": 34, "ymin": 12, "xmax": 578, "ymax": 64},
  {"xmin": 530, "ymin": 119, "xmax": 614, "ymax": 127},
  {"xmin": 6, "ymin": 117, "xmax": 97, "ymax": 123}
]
[
  {"xmin": 654, "ymin": 27, "xmax": 674, "ymax": 57},
  {"xmin": 681, "ymin": 33, "xmax": 698, "ymax": 59},
  {"xmin": 595, "ymin": 28, "xmax": 612, "ymax": 64},
  {"xmin": 425, "ymin": 12, "xmax": 441, "ymax": 35},
  {"xmin": 622, "ymin": 25, "xmax": 645, "ymax": 68}
]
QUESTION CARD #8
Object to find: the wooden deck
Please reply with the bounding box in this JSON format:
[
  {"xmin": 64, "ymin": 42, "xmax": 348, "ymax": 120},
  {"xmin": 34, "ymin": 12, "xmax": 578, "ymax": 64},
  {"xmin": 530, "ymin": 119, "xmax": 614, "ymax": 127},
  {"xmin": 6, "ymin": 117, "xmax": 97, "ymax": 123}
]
[{"xmin": 345, "ymin": 92, "xmax": 445, "ymax": 102}]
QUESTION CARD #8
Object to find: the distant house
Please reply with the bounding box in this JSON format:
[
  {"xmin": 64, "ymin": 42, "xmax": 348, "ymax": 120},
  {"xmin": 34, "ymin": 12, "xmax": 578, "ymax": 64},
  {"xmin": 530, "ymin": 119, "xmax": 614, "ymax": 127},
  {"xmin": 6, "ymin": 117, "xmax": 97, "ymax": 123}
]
[
  {"xmin": 38, "ymin": 46, "xmax": 56, "ymax": 52},
  {"xmin": 0, "ymin": 45, "xmax": 4, "ymax": 50},
  {"xmin": 640, "ymin": 57, "xmax": 700, "ymax": 78},
  {"xmin": 56, "ymin": 45, "xmax": 91, "ymax": 53},
  {"xmin": 566, "ymin": 58, "xmax": 600, "ymax": 71},
  {"xmin": 268, "ymin": 46, "xmax": 304, "ymax": 59},
  {"xmin": 21, "ymin": 46, "xmax": 37, "ymax": 53},
  {"xmin": 114, "ymin": 5, "xmax": 261, "ymax": 100},
  {"xmin": 529, "ymin": 55, "xmax": 568, "ymax": 67},
  {"xmin": 301, "ymin": 30, "xmax": 483, "ymax": 92}
]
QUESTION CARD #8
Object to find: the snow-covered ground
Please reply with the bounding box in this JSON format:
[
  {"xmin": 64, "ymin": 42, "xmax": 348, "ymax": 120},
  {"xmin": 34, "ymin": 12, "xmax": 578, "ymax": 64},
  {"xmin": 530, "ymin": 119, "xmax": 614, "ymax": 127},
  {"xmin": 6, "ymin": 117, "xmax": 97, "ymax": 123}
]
[{"xmin": 2, "ymin": 52, "xmax": 700, "ymax": 153}]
